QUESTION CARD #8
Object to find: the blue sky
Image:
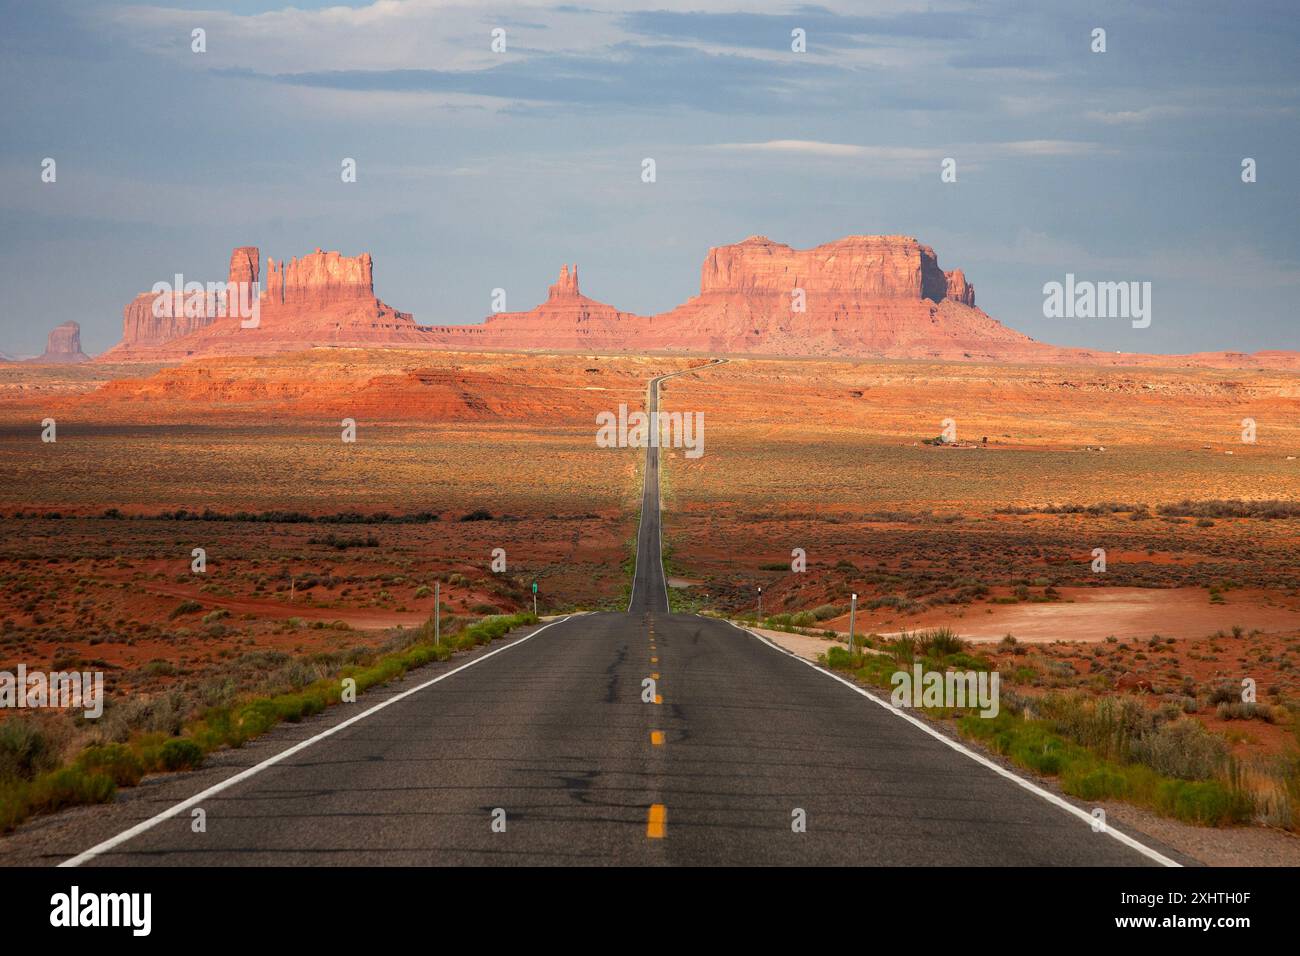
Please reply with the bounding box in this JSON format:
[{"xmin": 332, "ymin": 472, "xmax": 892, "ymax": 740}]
[{"xmin": 1, "ymin": 0, "xmax": 1297, "ymax": 356}]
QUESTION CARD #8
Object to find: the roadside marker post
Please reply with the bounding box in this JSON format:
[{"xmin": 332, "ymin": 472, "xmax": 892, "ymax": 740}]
[
  {"xmin": 757, "ymin": 586, "xmax": 762, "ymax": 621},
  {"xmin": 434, "ymin": 581, "xmax": 440, "ymax": 645},
  {"xmin": 532, "ymin": 580, "xmax": 538, "ymax": 617},
  {"xmin": 849, "ymin": 593, "xmax": 857, "ymax": 659}
]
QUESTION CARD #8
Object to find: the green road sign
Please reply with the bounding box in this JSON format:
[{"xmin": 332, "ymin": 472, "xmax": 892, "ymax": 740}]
[{"xmin": 532, "ymin": 582, "xmax": 538, "ymax": 594}]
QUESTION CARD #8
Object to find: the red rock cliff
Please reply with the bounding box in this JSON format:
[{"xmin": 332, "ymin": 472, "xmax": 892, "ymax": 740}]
[{"xmin": 265, "ymin": 248, "xmax": 375, "ymax": 308}]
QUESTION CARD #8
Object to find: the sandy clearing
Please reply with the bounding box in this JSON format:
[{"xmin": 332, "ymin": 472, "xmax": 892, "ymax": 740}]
[{"xmin": 831, "ymin": 586, "xmax": 1300, "ymax": 644}]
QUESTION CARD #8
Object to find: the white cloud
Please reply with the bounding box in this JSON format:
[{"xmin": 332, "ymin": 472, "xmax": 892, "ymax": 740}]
[
  {"xmin": 710, "ymin": 139, "xmax": 1105, "ymax": 161},
  {"xmin": 1084, "ymin": 106, "xmax": 1190, "ymax": 125},
  {"xmin": 711, "ymin": 140, "xmax": 932, "ymax": 160}
]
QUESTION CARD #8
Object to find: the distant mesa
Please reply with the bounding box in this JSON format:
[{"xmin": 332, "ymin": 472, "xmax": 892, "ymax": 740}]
[
  {"xmin": 94, "ymin": 237, "xmax": 1298, "ymax": 370},
  {"xmin": 98, "ymin": 246, "xmax": 418, "ymax": 361},
  {"xmin": 31, "ymin": 321, "xmax": 90, "ymax": 364}
]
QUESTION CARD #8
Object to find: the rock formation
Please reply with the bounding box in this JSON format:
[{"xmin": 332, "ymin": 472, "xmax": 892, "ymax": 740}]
[
  {"xmin": 99, "ymin": 247, "xmax": 418, "ymax": 361},
  {"xmin": 436, "ymin": 263, "xmax": 648, "ymax": 349},
  {"xmin": 228, "ymin": 246, "xmax": 258, "ymax": 288},
  {"xmin": 93, "ymin": 236, "xmax": 1299, "ymax": 370},
  {"xmin": 34, "ymin": 321, "xmax": 90, "ymax": 363},
  {"xmin": 415, "ymin": 235, "xmax": 1027, "ymax": 361},
  {"xmin": 641, "ymin": 235, "xmax": 1025, "ymax": 359}
]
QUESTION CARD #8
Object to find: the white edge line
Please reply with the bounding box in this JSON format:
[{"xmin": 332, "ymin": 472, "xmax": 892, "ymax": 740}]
[
  {"xmin": 727, "ymin": 620, "xmax": 1182, "ymax": 868},
  {"xmin": 59, "ymin": 615, "xmax": 574, "ymax": 868}
]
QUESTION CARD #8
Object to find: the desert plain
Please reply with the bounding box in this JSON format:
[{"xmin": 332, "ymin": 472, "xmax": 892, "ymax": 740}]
[{"xmin": 1, "ymin": 348, "xmax": 1299, "ymax": 853}]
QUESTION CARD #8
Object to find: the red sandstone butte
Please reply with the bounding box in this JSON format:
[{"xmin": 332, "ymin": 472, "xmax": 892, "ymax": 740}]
[
  {"xmin": 32, "ymin": 321, "xmax": 90, "ymax": 364},
  {"xmin": 420, "ymin": 264, "xmax": 650, "ymax": 350},
  {"xmin": 94, "ymin": 236, "xmax": 1299, "ymax": 370},
  {"xmin": 641, "ymin": 235, "xmax": 1028, "ymax": 359},
  {"xmin": 98, "ymin": 247, "xmax": 419, "ymax": 361}
]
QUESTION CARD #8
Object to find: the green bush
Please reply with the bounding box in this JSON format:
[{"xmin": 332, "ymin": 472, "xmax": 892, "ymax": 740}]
[
  {"xmin": 160, "ymin": 739, "xmax": 204, "ymax": 771},
  {"xmin": 1128, "ymin": 719, "xmax": 1228, "ymax": 780},
  {"xmin": 30, "ymin": 767, "xmax": 115, "ymax": 816},
  {"xmin": 0, "ymin": 718, "xmax": 59, "ymax": 783},
  {"xmin": 168, "ymin": 599, "xmax": 203, "ymax": 620},
  {"xmin": 918, "ymin": 628, "xmax": 965, "ymax": 657},
  {"xmin": 76, "ymin": 743, "xmax": 144, "ymax": 787}
]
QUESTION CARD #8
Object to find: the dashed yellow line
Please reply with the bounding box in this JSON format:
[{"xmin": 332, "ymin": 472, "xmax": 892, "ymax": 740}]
[
  {"xmin": 650, "ymin": 656, "xmax": 658, "ymax": 664},
  {"xmin": 650, "ymin": 730, "xmax": 664, "ymax": 746},
  {"xmin": 654, "ymin": 694, "xmax": 663, "ymax": 704},
  {"xmin": 646, "ymin": 804, "xmax": 667, "ymax": 838},
  {"xmin": 651, "ymin": 671, "xmax": 659, "ymax": 679}
]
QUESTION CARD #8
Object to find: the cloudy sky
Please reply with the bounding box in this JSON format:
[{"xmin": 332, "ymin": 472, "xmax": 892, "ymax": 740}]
[{"xmin": 1, "ymin": 0, "xmax": 1297, "ymax": 356}]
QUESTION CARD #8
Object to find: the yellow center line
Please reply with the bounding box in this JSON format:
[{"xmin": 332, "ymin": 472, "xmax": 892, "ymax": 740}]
[
  {"xmin": 650, "ymin": 730, "xmax": 665, "ymax": 746},
  {"xmin": 654, "ymin": 694, "xmax": 663, "ymax": 704},
  {"xmin": 650, "ymin": 656, "xmax": 658, "ymax": 663},
  {"xmin": 646, "ymin": 804, "xmax": 667, "ymax": 838},
  {"xmin": 651, "ymin": 672, "xmax": 659, "ymax": 679}
]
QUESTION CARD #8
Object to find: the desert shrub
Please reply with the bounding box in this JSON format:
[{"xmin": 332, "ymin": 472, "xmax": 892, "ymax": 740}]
[
  {"xmin": 159, "ymin": 739, "xmax": 203, "ymax": 771},
  {"xmin": 918, "ymin": 628, "xmax": 965, "ymax": 657},
  {"xmin": 143, "ymin": 690, "xmax": 190, "ymax": 736},
  {"xmin": 27, "ymin": 767, "xmax": 115, "ymax": 816},
  {"xmin": 1128, "ymin": 719, "xmax": 1228, "ymax": 780},
  {"xmin": 1153, "ymin": 777, "xmax": 1252, "ymax": 826},
  {"xmin": 0, "ymin": 718, "xmax": 61, "ymax": 783},
  {"xmin": 1207, "ymin": 683, "xmax": 1241, "ymax": 705},
  {"xmin": 75, "ymin": 743, "xmax": 143, "ymax": 787},
  {"xmin": 890, "ymin": 634, "xmax": 917, "ymax": 663},
  {"xmin": 1158, "ymin": 499, "xmax": 1300, "ymax": 520},
  {"xmin": 1216, "ymin": 701, "xmax": 1276, "ymax": 723},
  {"xmin": 822, "ymin": 646, "xmax": 852, "ymax": 669},
  {"xmin": 308, "ymin": 532, "xmax": 378, "ymax": 549},
  {"xmin": 1037, "ymin": 693, "xmax": 1153, "ymax": 762},
  {"xmin": 168, "ymin": 599, "xmax": 202, "ymax": 620},
  {"xmin": 868, "ymin": 594, "xmax": 914, "ymax": 611}
]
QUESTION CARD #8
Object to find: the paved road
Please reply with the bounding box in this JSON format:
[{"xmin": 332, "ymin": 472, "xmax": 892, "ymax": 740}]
[
  {"xmin": 627, "ymin": 367, "xmax": 681, "ymax": 616},
  {"xmin": 64, "ymin": 365, "xmax": 1179, "ymax": 866}
]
